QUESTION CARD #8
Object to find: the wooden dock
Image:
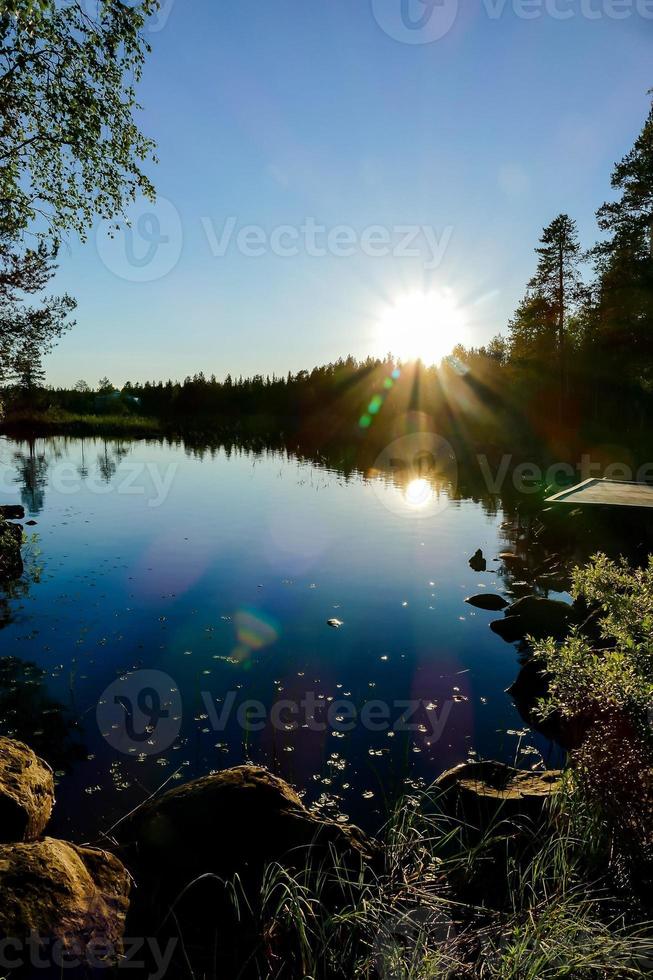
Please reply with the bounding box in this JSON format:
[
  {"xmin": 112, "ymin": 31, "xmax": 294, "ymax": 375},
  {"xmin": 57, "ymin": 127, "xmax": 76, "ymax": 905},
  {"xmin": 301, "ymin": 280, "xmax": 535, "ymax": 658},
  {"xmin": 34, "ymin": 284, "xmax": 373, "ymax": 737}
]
[{"xmin": 546, "ymin": 478, "xmax": 653, "ymax": 509}]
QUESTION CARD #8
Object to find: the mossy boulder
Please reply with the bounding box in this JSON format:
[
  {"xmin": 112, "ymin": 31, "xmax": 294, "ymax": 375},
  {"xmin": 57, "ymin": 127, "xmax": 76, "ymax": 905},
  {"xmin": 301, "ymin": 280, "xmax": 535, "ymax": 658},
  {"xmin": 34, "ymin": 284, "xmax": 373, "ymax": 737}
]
[
  {"xmin": 0, "ymin": 838, "xmax": 131, "ymax": 960},
  {"xmin": 118, "ymin": 765, "xmax": 373, "ymax": 976},
  {"xmin": 118, "ymin": 766, "xmax": 372, "ymax": 944},
  {"xmin": 0, "ymin": 736, "xmax": 54, "ymax": 842},
  {"xmin": 120, "ymin": 765, "xmax": 372, "ymax": 897},
  {"xmin": 435, "ymin": 760, "xmax": 561, "ymax": 824}
]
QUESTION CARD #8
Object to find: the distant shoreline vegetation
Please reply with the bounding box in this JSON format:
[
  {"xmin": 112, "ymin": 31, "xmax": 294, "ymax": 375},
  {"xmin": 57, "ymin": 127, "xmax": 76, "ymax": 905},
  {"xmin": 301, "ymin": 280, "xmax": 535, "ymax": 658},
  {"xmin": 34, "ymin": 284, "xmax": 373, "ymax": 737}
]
[
  {"xmin": 2, "ymin": 92, "xmax": 652, "ymax": 470},
  {"xmin": 3, "ymin": 346, "xmax": 653, "ymax": 466},
  {"xmin": 1, "ymin": 89, "xmax": 652, "ymax": 468}
]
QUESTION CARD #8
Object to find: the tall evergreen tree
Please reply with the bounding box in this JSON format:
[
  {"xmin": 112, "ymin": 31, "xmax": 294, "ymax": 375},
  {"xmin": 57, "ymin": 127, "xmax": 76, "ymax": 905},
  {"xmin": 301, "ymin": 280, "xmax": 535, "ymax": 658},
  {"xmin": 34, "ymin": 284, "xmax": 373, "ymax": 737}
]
[
  {"xmin": 596, "ymin": 92, "xmax": 653, "ymax": 261},
  {"xmin": 12, "ymin": 339, "xmax": 45, "ymax": 394},
  {"xmin": 0, "ymin": 237, "xmax": 75, "ymax": 390},
  {"xmin": 592, "ymin": 92, "xmax": 653, "ymax": 395},
  {"xmin": 510, "ymin": 214, "xmax": 584, "ymax": 405}
]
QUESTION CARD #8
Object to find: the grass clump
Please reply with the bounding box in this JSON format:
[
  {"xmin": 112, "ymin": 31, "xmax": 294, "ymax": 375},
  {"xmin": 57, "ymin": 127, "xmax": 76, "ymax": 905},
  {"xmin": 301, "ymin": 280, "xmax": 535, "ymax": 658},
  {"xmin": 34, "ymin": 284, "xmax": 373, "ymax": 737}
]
[
  {"xmin": 0, "ymin": 407, "xmax": 161, "ymax": 436},
  {"xmin": 220, "ymin": 781, "xmax": 651, "ymax": 979}
]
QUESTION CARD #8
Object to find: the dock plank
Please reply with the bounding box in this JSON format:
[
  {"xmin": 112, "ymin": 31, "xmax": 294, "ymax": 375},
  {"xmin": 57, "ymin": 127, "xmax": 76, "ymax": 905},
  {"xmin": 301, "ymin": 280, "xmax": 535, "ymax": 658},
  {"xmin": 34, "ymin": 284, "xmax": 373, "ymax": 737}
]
[{"xmin": 546, "ymin": 478, "xmax": 653, "ymax": 509}]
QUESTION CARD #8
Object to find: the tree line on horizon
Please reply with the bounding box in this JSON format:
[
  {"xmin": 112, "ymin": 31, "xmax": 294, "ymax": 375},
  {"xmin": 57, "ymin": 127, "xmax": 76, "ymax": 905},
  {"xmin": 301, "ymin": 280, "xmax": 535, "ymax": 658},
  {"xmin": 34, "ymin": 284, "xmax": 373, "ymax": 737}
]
[
  {"xmin": 0, "ymin": 0, "xmax": 650, "ymax": 453},
  {"xmin": 29, "ymin": 91, "xmax": 653, "ymax": 453}
]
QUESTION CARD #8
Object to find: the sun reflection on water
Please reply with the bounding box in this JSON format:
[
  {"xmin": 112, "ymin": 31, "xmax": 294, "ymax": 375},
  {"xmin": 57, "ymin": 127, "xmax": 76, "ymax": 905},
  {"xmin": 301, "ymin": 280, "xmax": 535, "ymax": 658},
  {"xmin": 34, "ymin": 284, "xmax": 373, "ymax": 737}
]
[{"xmin": 403, "ymin": 477, "xmax": 433, "ymax": 509}]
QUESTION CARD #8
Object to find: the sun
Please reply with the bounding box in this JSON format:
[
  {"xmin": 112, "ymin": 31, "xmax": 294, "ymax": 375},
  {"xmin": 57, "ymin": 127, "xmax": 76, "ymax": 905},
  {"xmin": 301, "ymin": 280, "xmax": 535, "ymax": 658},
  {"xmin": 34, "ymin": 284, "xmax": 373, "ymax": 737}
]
[{"xmin": 375, "ymin": 290, "xmax": 466, "ymax": 365}]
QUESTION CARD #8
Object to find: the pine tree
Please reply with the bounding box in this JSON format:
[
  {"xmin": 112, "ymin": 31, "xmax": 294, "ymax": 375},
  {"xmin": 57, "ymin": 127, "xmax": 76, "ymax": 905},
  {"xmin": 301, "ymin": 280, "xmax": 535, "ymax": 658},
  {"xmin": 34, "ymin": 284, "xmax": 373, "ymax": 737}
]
[
  {"xmin": 12, "ymin": 340, "xmax": 45, "ymax": 395},
  {"xmin": 510, "ymin": 215, "xmax": 584, "ymax": 406},
  {"xmin": 596, "ymin": 91, "xmax": 653, "ymax": 261},
  {"xmin": 592, "ymin": 92, "xmax": 653, "ymax": 395}
]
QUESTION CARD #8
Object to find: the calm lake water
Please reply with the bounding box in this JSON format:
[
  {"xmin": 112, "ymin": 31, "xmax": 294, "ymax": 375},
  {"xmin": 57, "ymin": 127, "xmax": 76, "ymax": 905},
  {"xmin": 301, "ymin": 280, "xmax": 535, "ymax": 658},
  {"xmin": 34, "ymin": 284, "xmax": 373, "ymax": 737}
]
[{"xmin": 0, "ymin": 435, "xmax": 569, "ymax": 840}]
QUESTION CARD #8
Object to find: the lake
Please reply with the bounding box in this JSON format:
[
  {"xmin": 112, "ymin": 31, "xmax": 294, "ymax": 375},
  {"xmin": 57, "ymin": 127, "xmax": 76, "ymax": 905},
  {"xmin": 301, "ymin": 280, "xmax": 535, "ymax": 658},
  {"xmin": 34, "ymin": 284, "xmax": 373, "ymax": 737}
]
[{"xmin": 0, "ymin": 434, "xmax": 572, "ymax": 840}]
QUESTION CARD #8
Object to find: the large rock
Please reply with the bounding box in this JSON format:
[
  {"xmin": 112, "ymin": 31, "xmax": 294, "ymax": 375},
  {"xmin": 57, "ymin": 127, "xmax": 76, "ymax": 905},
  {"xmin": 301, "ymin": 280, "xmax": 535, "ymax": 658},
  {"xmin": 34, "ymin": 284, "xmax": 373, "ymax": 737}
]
[
  {"xmin": 435, "ymin": 760, "xmax": 561, "ymax": 823},
  {"xmin": 507, "ymin": 658, "xmax": 550, "ymax": 714},
  {"xmin": 490, "ymin": 595, "xmax": 574, "ymax": 643},
  {"xmin": 490, "ymin": 615, "xmax": 527, "ymax": 643},
  {"xmin": 468, "ymin": 549, "xmax": 486, "ymax": 572},
  {"xmin": 508, "ymin": 659, "xmax": 594, "ymax": 750},
  {"xmin": 0, "ymin": 736, "xmax": 54, "ymax": 842},
  {"xmin": 119, "ymin": 766, "xmax": 373, "ymax": 976},
  {"xmin": 435, "ymin": 762, "xmax": 562, "ymax": 909},
  {"xmin": 0, "ymin": 838, "xmax": 130, "ymax": 960},
  {"xmin": 121, "ymin": 765, "xmax": 371, "ymax": 892}
]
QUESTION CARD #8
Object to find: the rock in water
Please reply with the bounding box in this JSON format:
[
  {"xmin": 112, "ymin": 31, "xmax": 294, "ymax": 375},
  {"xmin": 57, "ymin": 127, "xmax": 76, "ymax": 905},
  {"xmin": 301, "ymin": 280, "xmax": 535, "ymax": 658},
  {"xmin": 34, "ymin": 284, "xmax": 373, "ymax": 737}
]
[
  {"xmin": 0, "ymin": 737, "xmax": 54, "ymax": 842},
  {"xmin": 508, "ymin": 660, "xmax": 589, "ymax": 750},
  {"xmin": 0, "ymin": 839, "xmax": 130, "ymax": 959},
  {"xmin": 436, "ymin": 761, "xmax": 562, "ymax": 906},
  {"xmin": 468, "ymin": 549, "xmax": 486, "ymax": 572},
  {"xmin": 436, "ymin": 760, "xmax": 561, "ymax": 822},
  {"xmin": 0, "ymin": 505, "xmax": 24, "ymax": 520},
  {"xmin": 490, "ymin": 595, "xmax": 573, "ymax": 642},
  {"xmin": 119, "ymin": 765, "xmax": 371, "ymax": 914},
  {"xmin": 507, "ymin": 595, "xmax": 573, "ymax": 637},
  {"xmin": 465, "ymin": 593, "xmax": 508, "ymax": 611},
  {"xmin": 118, "ymin": 766, "xmax": 373, "ymax": 976},
  {"xmin": 490, "ymin": 616, "xmax": 527, "ymax": 643}
]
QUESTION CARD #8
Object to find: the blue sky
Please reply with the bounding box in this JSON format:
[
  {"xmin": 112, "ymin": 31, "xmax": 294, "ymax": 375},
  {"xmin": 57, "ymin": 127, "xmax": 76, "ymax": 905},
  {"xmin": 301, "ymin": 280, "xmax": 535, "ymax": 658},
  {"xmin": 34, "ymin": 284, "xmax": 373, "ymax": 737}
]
[{"xmin": 46, "ymin": 0, "xmax": 652, "ymax": 387}]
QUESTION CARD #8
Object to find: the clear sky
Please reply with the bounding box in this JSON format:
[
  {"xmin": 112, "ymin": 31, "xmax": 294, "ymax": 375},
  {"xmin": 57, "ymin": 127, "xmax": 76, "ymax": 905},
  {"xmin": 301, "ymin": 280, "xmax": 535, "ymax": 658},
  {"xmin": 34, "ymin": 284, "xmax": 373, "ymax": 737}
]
[{"xmin": 45, "ymin": 0, "xmax": 652, "ymax": 387}]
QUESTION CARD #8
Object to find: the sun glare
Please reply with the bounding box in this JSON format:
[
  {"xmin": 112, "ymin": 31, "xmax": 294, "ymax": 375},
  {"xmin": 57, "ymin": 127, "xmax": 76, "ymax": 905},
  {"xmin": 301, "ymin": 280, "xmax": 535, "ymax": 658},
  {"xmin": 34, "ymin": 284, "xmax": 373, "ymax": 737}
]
[
  {"xmin": 375, "ymin": 290, "xmax": 466, "ymax": 365},
  {"xmin": 403, "ymin": 477, "xmax": 432, "ymax": 509}
]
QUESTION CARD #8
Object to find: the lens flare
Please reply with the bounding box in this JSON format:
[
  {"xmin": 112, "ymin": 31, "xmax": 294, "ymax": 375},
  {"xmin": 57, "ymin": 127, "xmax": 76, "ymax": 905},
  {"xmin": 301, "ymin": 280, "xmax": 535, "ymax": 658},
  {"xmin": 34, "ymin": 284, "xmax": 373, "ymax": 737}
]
[
  {"xmin": 233, "ymin": 608, "xmax": 279, "ymax": 663},
  {"xmin": 375, "ymin": 290, "xmax": 466, "ymax": 365}
]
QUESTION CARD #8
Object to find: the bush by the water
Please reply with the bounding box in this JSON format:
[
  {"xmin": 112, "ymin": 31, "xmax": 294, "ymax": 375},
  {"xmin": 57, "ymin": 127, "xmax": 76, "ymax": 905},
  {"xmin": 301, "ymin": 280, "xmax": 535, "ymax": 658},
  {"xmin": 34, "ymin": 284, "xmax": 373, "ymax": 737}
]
[{"xmin": 534, "ymin": 554, "xmax": 653, "ymax": 890}]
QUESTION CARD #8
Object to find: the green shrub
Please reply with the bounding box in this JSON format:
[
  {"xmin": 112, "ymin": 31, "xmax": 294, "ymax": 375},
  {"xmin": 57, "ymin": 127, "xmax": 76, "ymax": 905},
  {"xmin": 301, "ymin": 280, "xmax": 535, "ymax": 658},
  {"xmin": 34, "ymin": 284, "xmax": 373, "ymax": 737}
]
[
  {"xmin": 534, "ymin": 554, "xmax": 653, "ymax": 889},
  {"xmin": 534, "ymin": 554, "xmax": 653, "ymax": 736}
]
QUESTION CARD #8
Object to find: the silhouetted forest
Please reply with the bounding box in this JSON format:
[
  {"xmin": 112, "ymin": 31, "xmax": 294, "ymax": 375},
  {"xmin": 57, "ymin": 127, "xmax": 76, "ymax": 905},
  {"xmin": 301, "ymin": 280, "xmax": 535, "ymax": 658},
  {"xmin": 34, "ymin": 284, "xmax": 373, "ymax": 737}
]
[{"xmin": 3, "ymin": 94, "xmax": 652, "ymax": 461}]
